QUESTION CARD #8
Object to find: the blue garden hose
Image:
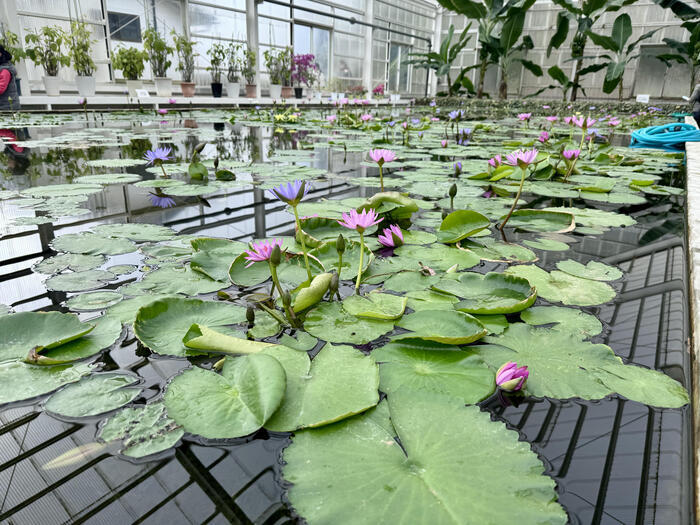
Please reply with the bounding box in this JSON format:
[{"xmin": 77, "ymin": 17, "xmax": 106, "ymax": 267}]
[{"xmin": 630, "ymin": 123, "xmax": 700, "ymax": 151}]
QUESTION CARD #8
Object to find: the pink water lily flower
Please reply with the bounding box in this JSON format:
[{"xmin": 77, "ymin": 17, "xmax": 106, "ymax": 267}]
[
  {"xmin": 564, "ymin": 116, "xmax": 574, "ymax": 125},
  {"xmin": 378, "ymin": 224, "xmax": 404, "ymax": 248},
  {"xmin": 538, "ymin": 131, "xmax": 550, "ymax": 143},
  {"xmin": 505, "ymin": 148, "xmax": 538, "ymax": 169},
  {"xmin": 441, "ymin": 139, "xmax": 448, "ymax": 148},
  {"xmin": 337, "ymin": 208, "xmax": 382, "ymax": 233},
  {"xmin": 360, "ymin": 113, "xmax": 373, "ymax": 122},
  {"xmin": 546, "ymin": 116, "xmax": 558, "ymax": 122},
  {"xmin": 496, "ymin": 361, "xmax": 529, "ymax": 392},
  {"xmin": 244, "ymin": 239, "xmax": 284, "ymax": 267},
  {"xmin": 369, "ymin": 149, "xmax": 397, "ymax": 166},
  {"xmin": 168, "ymin": 98, "xmax": 176, "ymax": 104},
  {"xmin": 488, "ymin": 154, "xmax": 502, "ymax": 168},
  {"xmin": 608, "ymin": 118, "xmax": 621, "ymax": 127},
  {"xmin": 562, "ymin": 149, "xmax": 580, "ymax": 160},
  {"xmin": 572, "ymin": 116, "xmax": 596, "ymax": 129},
  {"xmin": 517, "ymin": 113, "xmax": 532, "ymax": 121},
  {"xmin": 326, "ymin": 115, "xmax": 337, "ymax": 123},
  {"xmin": 158, "ymin": 108, "xmax": 168, "ymax": 115}
]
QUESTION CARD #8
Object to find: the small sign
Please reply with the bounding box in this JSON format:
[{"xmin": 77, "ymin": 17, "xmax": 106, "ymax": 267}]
[
  {"xmin": 135, "ymin": 88, "xmax": 150, "ymax": 98},
  {"xmin": 635, "ymin": 94, "xmax": 650, "ymax": 103},
  {"xmin": 390, "ymin": 94, "xmax": 401, "ymax": 103}
]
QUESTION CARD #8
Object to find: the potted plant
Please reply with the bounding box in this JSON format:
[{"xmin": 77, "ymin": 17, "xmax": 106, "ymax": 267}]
[
  {"xmin": 143, "ymin": 26, "xmax": 173, "ymax": 97},
  {"xmin": 291, "ymin": 53, "xmax": 319, "ymax": 99},
  {"xmin": 279, "ymin": 47, "xmax": 293, "ymax": 98},
  {"xmin": 171, "ymin": 30, "xmax": 197, "ymax": 97},
  {"xmin": 372, "ymin": 83, "xmax": 385, "ymax": 99},
  {"xmin": 112, "ymin": 46, "xmax": 147, "ymax": 96},
  {"xmin": 24, "ymin": 26, "xmax": 69, "ymax": 96},
  {"xmin": 206, "ymin": 42, "xmax": 226, "ymax": 97},
  {"xmin": 225, "ymin": 42, "xmax": 241, "ymax": 97},
  {"xmin": 68, "ymin": 20, "xmax": 96, "ymax": 97},
  {"xmin": 264, "ymin": 48, "xmax": 283, "ymax": 99},
  {"xmin": 0, "ymin": 27, "xmax": 25, "ymax": 95},
  {"xmin": 242, "ymin": 45, "xmax": 256, "ymax": 98}
]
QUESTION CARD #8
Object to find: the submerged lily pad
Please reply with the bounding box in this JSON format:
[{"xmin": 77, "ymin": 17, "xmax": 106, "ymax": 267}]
[
  {"xmin": 45, "ymin": 372, "xmax": 142, "ymax": 418},
  {"xmin": 395, "ymin": 310, "xmax": 487, "ymax": 344},
  {"xmin": 164, "ymin": 354, "xmax": 286, "ymax": 439},
  {"xmin": 283, "ymin": 392, "xmax": 567, "ymax": 525},
  {"xmin": 262, "ymin": 344, "xmax": 379, "ymax": 431},
  {"xmin": 433, "ymin": 272, "xmax": 537, "ymax": 314}
]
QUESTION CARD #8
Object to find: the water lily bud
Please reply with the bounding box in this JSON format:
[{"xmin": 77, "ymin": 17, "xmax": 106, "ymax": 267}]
[
  {"xmin": 214, "ymin": 157, "xmax": 219, "ymax": 170},
  {"xmin": 194, "ymin": 142, "xmax": 206, "ymax": 154},
  {"xmin": 496, "ymin": 361, "xmax": 529, "ymax": 392},
  {"xmin": 336, "ymin": 234, "xmax": 346, "ymax": 255},
  {"xmin": 246, "ymin": 306, "xmax": 255, "ymax": 325},
  {"xmin": 270, "ymin": 244, "xmax": 282, "ymax": 266},
  {"xmin": 329, "ymin": 272, "xmax": 340, "ymax": 297},
  {"xmin": 282, "ymin": 290, "xmax": 292, "ymax": 308},
  {"xmin": 217, "ymin": 290, "xmax": 231, "ymax": 300},
  {"xmin": 442, "ymin": 209, "xmax": 449, "ymax": 220},
  {"xmin": 449, "ymin": 184, "xmax": 457, "ymax": 198}
]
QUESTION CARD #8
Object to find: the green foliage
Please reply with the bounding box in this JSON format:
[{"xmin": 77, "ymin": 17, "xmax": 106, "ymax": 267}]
[
  {"xmin": 264, "ymin": 46, "xmax": 293, "ymax": 86},
  {"xmin": 206, "ymin": 42, "xmax": 227, "ymax": 83},
  {"xmin": 68, "ymin": 20, "xmax": 95, "ymax": 76},
  {"xmin": 112, "ymin": 46, "xmax": 148, "ymax": 80},
  {"xmin": 242, "ymin": 45, "xmax": 257, "ymax": 84},
  {"xmin": 656, "ymin": 20, "xmax": 700, "ymax": 92},
  {"xmin": 0, "ymin": 27, "xmax": 25, "ymax": 62},
  {"xmin": 226, "ymin": 41, "xmax": 242, "ymax": 82},
  {"xmin": 171, "ymin": 30, "xmax": 197, "ymax": 82},
  {"xmin": 24, "ymin": 25, "xmax": 70, "ymax": 76},
  {"xmin": 142, "ymin": 26, "xmax": 173, "ymax": 78}
]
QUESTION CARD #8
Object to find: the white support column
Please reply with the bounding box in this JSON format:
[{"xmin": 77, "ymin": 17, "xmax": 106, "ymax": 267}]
[
  {"xmin": 0, "ymin": 0, "xmax": 30, "ymax": 96},
  {"xmin": 362, "ymin": 0, "xmax": 374, "ymax": 96},
  {"xmin": 246, "ymin": 0, "xmax": 260, "ymax": 97},
  {"xmin": 430, "ymin": 7, "xmax": 443, "ymax": 97}
]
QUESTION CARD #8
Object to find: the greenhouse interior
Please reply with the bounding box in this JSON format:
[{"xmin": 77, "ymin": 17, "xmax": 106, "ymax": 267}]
[{"xmin": 1, "ymin": 0, "xmax": 700, "ymax": 524}]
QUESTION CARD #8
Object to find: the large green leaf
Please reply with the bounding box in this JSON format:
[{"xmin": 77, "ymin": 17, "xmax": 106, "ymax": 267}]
[
  {"xmin": 38, "ymin": 316, "xmax": 123, "ymax": 363},
  {"xmin": 502, "ymin": 209, "xmax": 575, "ymax": 233},
  {"xmin": 119, "ymin": 265, "xmax": 228, "ymax": 296},
  {"xmin": 262, "ymin": 344, "xmax": 379, "ymax": 431},
  {"xmin": 283, "ymin": 392, "xmax": 567, "ymax": 525},
  {"xmin": 433, "ymin": 272, "xmax": 537, "ymax": 314},
  {"xmin": 182, "ymin": 324, "xmax": 276, "ymax": 354},
  {"xmin": 304, "ymin": 302, "xmax": 395, "ymax": 344},
  {"xmin": 556, "ymin": 259, "xmax": 623, "ymax": 281},
  {"xmin": 611, "ymin": 13, "xmax": 632, "ymax": 51},
  {"xmin": 373, "ymin": 339, "xmax": 494, "ymax": 403},
  {"xmin": 293, "ymin": 273, "xmax": 333, "ymax": 313},
  {"xmin": 505, "ymin": 264, "xmax": 616, "ymax": 306},
  {"xmin": 164, "ymin": 354, "xmax": 286, "ymax": 439},
  {"xmin": 51, "ymin": 232, "xmax": 136, "ymax": 255},
  {"xmin": 45, "ymin": 372, "xmax": 142, "ymax": 418},
  {"xmin": 0, "ymin": 312, "xmax": 95, "ymax": 363},
  {"xmin": 0, "ymin": 361, "xmax": 93, "ymax": 405},
  {"xmin": 395, "ymin": 310, "xmax": 487, "ymax": 344},
  {"xmin": 521, "ymin": 306, "xmax": 602, "ymax": 337},
  {"xmin": 437, "ymin": 209, "xmax": 491, "ymax": 243},
  {"xmin": 342, "ymin": 292, "xmax": 407, "ymax": 319},
  {"xmin": 134, "ymin": 297, "xmax": 246, "ymax": 357},
  {"xmin": 473, "ymin": 323, "xmax": 689, "ymax": 407}
]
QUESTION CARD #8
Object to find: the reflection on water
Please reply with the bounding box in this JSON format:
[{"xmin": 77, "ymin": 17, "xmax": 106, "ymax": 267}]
[{"xmin": 0, "ymin": 112, "xmax": 692, "ymax": 524}]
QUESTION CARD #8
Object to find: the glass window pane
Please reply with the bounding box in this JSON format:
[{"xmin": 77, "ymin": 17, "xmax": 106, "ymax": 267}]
[
  {"xmin": 189, "ymin": 3, "xmax": 246, "ymax": 39},
  {"xmin": 259, "ymin": 17, "xmax": 290, "ymax": 46},
  {"xmin": 313, "ymin": 28, "xmax": 330, "ymax": 79},
  {"xmin": 293, "ymin": 25, "xmax": 311, "ymax": 55}
]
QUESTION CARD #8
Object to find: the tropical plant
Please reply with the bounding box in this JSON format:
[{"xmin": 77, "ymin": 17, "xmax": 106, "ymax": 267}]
[
  {"xmin": 0, "ymin": 26, "xmax": 25, "ymax": 63},
  {"xmin": 264, "ymin": 46, "xmax": 293, "ymax": 86},
  {"xmin": 242, "ymin": 45, "xmax": 256, "ymax": 84},
  {"xmin": 434, "ymin": 0, "xmax": 535, "ymax": 98},
  {"xmin": 546, "ymin": 0, "xmax": 699, "ymax": 101},
  {"xmin": 206, "ymin": 42, "xmax": 227, "ymax": 83},
  {"xmin": 407, "ymin": 24, "xmax": 473, "ymax": 97},
  {"xmin": 226, "ymin": 42, "xmax": 242, "ymax": 82},
  {"xmin": 292, "ymin": 54, "xmax": 319, "ymax": 87},
  {"xmin": 112, "ymin": 46, "xmax": 147, "ymax": 80},
  {"xmin": 656, "ymin": 20, "xmax": 700, "ymax": 94},
  {"xmin": 171, "ymin": 30, "xmax": 197, "ymax": 82},
  {"xmin": 586, "ymin": 14, "xmax": 659, "ymax": 101},
  {"xmin": 68, "ymin": 20, "xmax": 96, "ymax": 76},
  {"xmin": 24, "ymin": 26, "xmax": 69, "ymax": 77},
  {"xmin": 526, "ymin": 65, "xmax": 583, "ymax": 101},
  {"xmin": 142, "ymin": 27, "xmax": 173, "ymax": 78}
]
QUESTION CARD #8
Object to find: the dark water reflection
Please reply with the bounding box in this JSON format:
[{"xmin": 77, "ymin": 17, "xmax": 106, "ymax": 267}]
[{"xmin": 0, "ymin": 115, "xmax": 691, "ymax": 525}]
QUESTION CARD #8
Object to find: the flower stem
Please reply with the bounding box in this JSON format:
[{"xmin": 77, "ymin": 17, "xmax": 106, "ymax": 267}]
[
  {"xmin": 337, "ymin": 253, "xmax": 343, "ymax": 280},
  {"xmin": 498, "ymin": 166, "xmax": 527, "ymax": 241},
  {"xmin": 355, "ymin": 231, "xmax": 365, "ymax": 294},
  {"xmin": 293, "ymin": 205, "xmax": 313, "ymax": 282},
  {"xmin": 379, "ymin": 164, "xmax": 384, "ymax": 192},
  {"xmin": 269, "ymin": 260, "xmax": 296, "ymax": 325},
  {"xmin": 159, "ymin": 162, "xmax": 169, "ymax": 179}
]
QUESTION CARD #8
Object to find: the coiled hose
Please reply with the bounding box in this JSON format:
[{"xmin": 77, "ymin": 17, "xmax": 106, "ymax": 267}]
[{"xmin": 630, "ymin": 123, "xmax": 700, "ymax": 151}]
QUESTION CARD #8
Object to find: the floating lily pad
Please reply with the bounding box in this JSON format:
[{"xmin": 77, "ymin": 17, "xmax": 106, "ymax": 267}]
[
  {"xmin": 66, "ymin": 291, "xmax": 124, "ymax": 312},
  {"xmin": 373, "ymin": 339, "xmax": 494, "ymax": 403},
  {"xmin": 503, "ymin": 209, "xmax": 576, "ymax": 233},
  {"xmin": 404, "ymin": 290, "xmax": 459, "ymax": 311},
  {"xmin": 45, "ymin": 372, "xmax": 142, "ymax": 418},
  {"xmin": 39, "ymin": 316, "xmax": 123, "ymax": 363},
  {"xmin": 107, "ymin": 264, "xmax": 138, "ymax": 276},
  {"xmin": 309, "ymin": 240, "xmax": 373, "ymax": 279},
  {"xmin": 34, "ymin": 254, "xmax": 106, "ymax": 274},
  {"xmin": 304, "ymin": 302, "xmax": 394, "ymax": 345},
  {"xmin": 191, "ymin": 240, "xmax": 247, "ymax": 281},
  {"xmin": 342, "ymin": 292, "xmax": 407, "ymax": 319},
  {"xmin": 99, "ymin": 402, "xmax": 184, "ymax": 458},
  {"xmin": 436, "ymin": 209, "xmax": 491, "ymax": 243},
  {"xmin": 394, "ymin": 244, "xmax": 480, "ymax": 271},
  {"xmin": 74, "ymin": 173, "xmax": 141, "ymax": 185},
  {"xmin": 104, "ymin": 294, "xmax": 176, "ymax": 325},
  {"xmin": 505, "ymin": 265, "xmax": 616, "ymax": 306},
  {"xmin": 283, "ymin": 392, "xmax": 567, "ymax": 525},
  {"xmin": 134, "ymin": 297, "xmax": 246, "ymax": 357},
  {"xmin": 523, "ymin": 238, "xmax": 570, "ymax": 251},
  {"xmin": 461, "ymin": 238, "xmax": 537, "ymax": 263},
  {"xmin": 521, "ymin": 306, "xmax": 603, "ymax": 337},
  {"xmin": 473, "ymin": 323, "xmax": 689, "ymax": 408},
  {"xmin": 0, "ymin": 312, "xmax": 95, "ymax": 363},
  {"xmin": 93, "ymin": 223, "xmax": 176, "ymax": 242},
  {"xmin": 433, "ymin": 272, "xmax": 537, "ymax": 314},
  {"xmin": 0, "ymin": 361, "xmax": 93, "ymax": 405},
  {"xmin": 395, "ymin": 310, "xmax": 487, "ymax": 345},
  {"xmin": 278, "ymin": 331, "xmax": 318, "ymax": 351},
  {"xmin": 87, "ymin": 158, "xmax": 148, "ymax": 168},
  {"xmin": 119, "ymin": 265, "xmax": 227, "ymax": 296},
  {"xmin": 164, "ymin": 354, "xmax": 286, "ymax": 439},
  {"xmin": 262, "ymin": 344, "xmax": 379, "ymax": 431},
  {"xmin": 51, "ymin": 232, "xmax": 136, "ymax": 255},
  {"xmin": 556, "ymin": 260, "xmax": 623, "ymax": 281},
  {"xmin": 21, "ymin": 183, "xmax": 104, "ymax": 198},
  {"xmin": 45, "ymin": 269, "xmax": 115, "ymax": 292}
]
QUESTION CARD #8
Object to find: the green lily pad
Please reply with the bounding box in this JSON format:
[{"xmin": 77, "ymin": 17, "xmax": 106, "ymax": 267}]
[
  {"xmin": 278, "ymin": 331, "xmax": 318, "ymax": 351},
  {"xmin": 373, "ymin": 339, "xmax": 494, "ymax": 403},
  {"xmin": 383, "ymin": 271, "xmax": 441, "ymax": 292},
  {"xmin": 190, "ymin": 240, "xmax": 247, "ymax": 281},
  {"xmin": 505, "ymin": 265, "xmax": 616, "ymax": 306},
  {"xmin": 522, "ymin": 238, "xmax": 570, "ymax": 251},
  {"xmin": 134, "ymin": 297, "xmax": 247, "ymax": 357},
  {"xmin": 74, "ymin": 173, "xmax": 142, "ymax": 185},
  {"xmin": 88, "ymin": 158, "xmax": 148, "ymax": 168},
  {"xmin": 433, "ymin": 272, "xmax": 537, "ymax": 314},
  {"xmin": 98, "ymin": 402, "xmax": 184, "ymax": 458},
  {"xmin": 164, "ymin": 354, "xmax": 286, "ymax": 439},
  {"xmin": 308, "ymin": 240, "xmax": 373, "ymax": 279},
  {"xmin": 22, "ymin": 183, "xmax": 104, "ymax": 198},
  {"xmin": 521, "ymin": 306, "xmax": 603, "ymax": 337},
  {"xmin": 119, "ymin": 265, "xmax": 228, "ymax": 296},
  {"xmin": 283, "ymin": 392, "xmax": 567, "ymax": 525},
  {"xmin": 107, "ymin": 264, "xmax": 138, "ymax": 276},
  {"xmin": 394, "ymin": 244, "xmax": 480, "ymax": 271},
  {"xmin": 38, "ymin": 316, "xmax": 123, "ymax": 363},
  {"xmin": 461, "ymin": 238, "xmax": 537, "ymax": 263},
  {"xmin": 395, "ymin": 310, "xmax": 487, "ymax": 345},
  {"xmin": 304, "ymin": 302, "xmax": 394, "ymax": 345},
  {"xmin": 104, "ymin": 294, "xmax": 177, "ymax": 325},
  {"xmin": 473, "ymin": 323, "xmax": 689, "ymax": 408},
  {"xmin": 182, "ymin": 324, "xmax": 276, "ymax": 354},
  {"xmin": 0, "ymin": 312, "xmax": 95, "ymax": 363},
  {"xmin": 33, "ymin": 253, "xmax": 105, "ymax": 274},
  {"xmin": 0, "ymin": 361, "xmax": 93, "ymax": 405},
  {"xmin": 92, "ymin": 223, "xmax": 176, "ymax": 242},
  {"xmin": 556, "ymin": 260, "xmax": 623, "ymax": 281},
  {"xmin": 404, "ymin": 290, "xmax": 459, "ymax": 311},
  {"xmin": 503, "ymin": 209, "xmax": 576, "ymax": 233},
  {"xmin": 342, "ymin": 292, "xmax": 407, "ymax": 320},
  {"xmin": 51, "ymin": 232, "xmax": 136, "ymax": 255},
  {"xmin": 45, "ymin": 269, "xmax": 115, "ymax": 292},
  {"xmin": 44, "ymin": 372, "xmax": 142, "ymax": 418},
  {"xmin": 293, "ymin": 273, "xmax": 333, "ymax": 313},
  {"xmin": 437, "ymin": 209, "xmax": 491, "ymax": 243},
  {"xmin": 262, "ymin": 344, "xmax": 379, "ymax": 432},
  {"xmin": 543, "ymin": 206, "xmax": 636, "ymax": 228}
]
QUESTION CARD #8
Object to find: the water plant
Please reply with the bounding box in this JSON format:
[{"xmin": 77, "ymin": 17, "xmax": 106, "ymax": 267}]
[
  {"xmin": 368, "ymin": 148, "xmax": 397, "ymax": 191},
  {"xmin": 338, "ymin": 208, "xmax": 382, "ymax": 293}
]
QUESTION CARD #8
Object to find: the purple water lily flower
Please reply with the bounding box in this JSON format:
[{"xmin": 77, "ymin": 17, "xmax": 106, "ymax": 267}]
[
  {"xmin": 143, "ymin": 147, "xmax": 173, "ymax": 165},
  {"xmin": 505, "ymin": 148, "xmax": 538, "ymax": 170},
  {"xmin": 496, "ymin": 361, "xmax": 529, "ymax": 391},
  {"xmin": 268, "ymin": 180, "xmax": 310, "ymax": 206},
  {"xmin": 378, "ymin": 224, "xmax": 404, "ymax": 248},
  {"xmin": 149, "ymin": 193, "xmax": 176, "ymax": 208}
]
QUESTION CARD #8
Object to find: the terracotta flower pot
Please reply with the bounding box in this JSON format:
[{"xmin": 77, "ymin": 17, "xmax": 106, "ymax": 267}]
[
  {"xmin": 180, "ymin": 82, "xmax": 195, "ymax": 97},
  {"xmin": 281, "ymin": 86, "xmax": 293, "ymax": 98},
  {"xmin": 246, "ymin": 84, "xmax": 257, "ymax": 98}
]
